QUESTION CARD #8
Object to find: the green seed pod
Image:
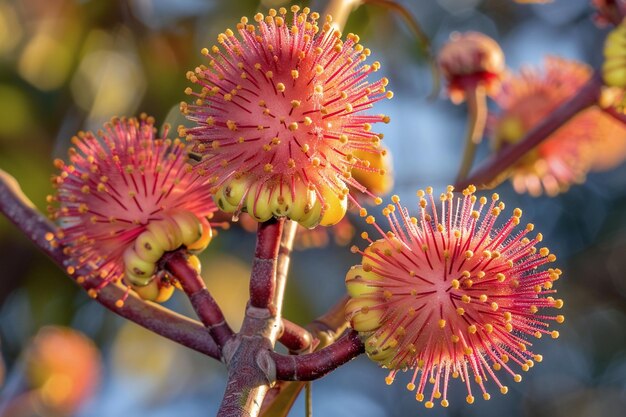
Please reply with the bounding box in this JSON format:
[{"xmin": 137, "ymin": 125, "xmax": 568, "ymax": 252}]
[
  {"xmin": 345, "ymin": 265, "xmax": 382, "ymax": 298},
  {"xmin": 298, "ymin": 197, "xmax": 324, "ymax": 229},
  {"xmin": 186, "ymin": 217, "xmax": 213, "ymax": 253},
  {"xmin": 345, "ymin": 297, "xmax": 383, "ymax": 333},
  {"xmin": 269, "ymin": 183, "xmax": 294, "ymax": 217},
  {"xmin": 160, "ymin": 217, "xmax": 184, "ymax": 250},
  {"xmin": 319, "ymin": 183, "xmax": 348, "ymax": 226},
  {"xmin": 287, "ymin": 179, "xmax": 317, "ymax": 222},
  {"xmin": 131, "ymin": 277, "xmax": 174, "ymax": 303},
  {"xmin": 134, "ymin": 230, "xmax": 165, "ymax": 263},
  {"xmin": 246, "ymin": 182, "xmax": 274, "ymax": 222},
  {"xmin": 170, "ymin": 211, "xmax": 203, "ymax": 246},
  {"xmin": 145, "ymin": 220, "xmax": 175, "ymax": 253},
  {"xmin": 223, "ymin": 176, "xmax": 248, "ymax": 207},
  {"xmin": 214, "ymin": 186, "xmax": 239, "ymax": 212},
  {"xmin": 123, "ymin": 247, "xmax": 157, "ymax": 286}
]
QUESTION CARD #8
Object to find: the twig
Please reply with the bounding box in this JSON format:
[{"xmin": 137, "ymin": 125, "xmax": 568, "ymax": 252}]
[
  {"xmin": 361, "ymin": 0, "xmax": 438, "ymax": 98},
  {"xmin": 455, "ymin": 85, "xmax": 487, "ymax": 184},
  {"xmin": 271, "ymin": 330, "xmax": 364, "ymax": 381},
  {"xmin": 323, "ymin": 0, "xmax": 362, "ymax": 32},
  {"xmin": 456, "ymin": 71, "xmax": 604, "ymax": 190},
  {"xmin": 0, "ymin": 169, "xmax": 220, "ymax": 359},
  {"xmin": 163, "ymin": 250, "xmax": 234, "ymax": 349},
  {"xmin": 260, "ymin": 296, "xmax": 352, "ymax": 416},
  {"xmin": 305, "ymin": 382, "xmax": 312, "ymax": 417},
  {"xmin": 601, "ymin": 104, "xmax": 626, "ymax": 124},
  {"xmin": 216, "ymin": 218, "xmax": 294, "ymax": 417},
  {"xmin": 279, "ymin": 319, "xmax": 313, "ymax": 354},
  {"xmin": 250, "ymin": 218, "xmax": 285, "ymax": 310}
]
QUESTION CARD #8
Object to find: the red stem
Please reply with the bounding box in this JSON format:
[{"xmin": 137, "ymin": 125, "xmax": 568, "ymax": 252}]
[
  {"xmin": 456, "ymin": 71, "xmax": 604, "ymax": 190},
  {"xmin": 250, "ymin": 218, "xmax": 285, "ymax": 309},
  {"xmin": 601, "ymin": 105, "xmax": 626, "ymax": 125},
  {"xmin": 279, "ymin": 319, "xmax": 314, "ymax": 353},
  {"xmin": 0, "ymin": 170, "xmax": 220, "ymax": 359},
  {"xmin": 217, "ymin": 218, "xmax": 293, "ymax": 417},
  {"xmin": 271, "ymin": 330, "xmax": 364, "ymax": 381},
  {"xmin": 164, "ymin": 251, "xmax": 234, "ymax": 349}
]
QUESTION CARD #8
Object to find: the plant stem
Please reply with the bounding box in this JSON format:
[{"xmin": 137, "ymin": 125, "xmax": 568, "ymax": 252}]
[
  {"xmin": 250, "ymin": 218, "xmax": 285, "ymax": 310},
  {"xmin": 601, "ymin": 104, "xmax": 626, "ymax": 124},
  {"xmin": 361, "ymin": 0, "xmax": 438, "ymax": 98},
  {"xmin": 323, "ymin": 0, "xmax": 362, "ymax": 31},
  {"xmin": 280, "ymin": 319, "xmax": 314, "ymax": 353},
  {"xmin": 271, "ymin": 330, "xmax": 364, "ymax": 381},
  {"xmin": 0, "ymin": 169, "xmax": 220, "ymax": 359},
  {"xmin": 216, "ymin": 219, "xmax": 295, "ymax": 417},
  {"xmin": 163, "ymin": 250, "xmax": 234, "ymax": 349},
  {"xmin": 305, "ymin": 382, "xmax": 312, "ymax": 417},
  {"xmin": 274, "ymin": 220, "xmax": 297, "ymax": 313},
  {"xmin": 455, "ymin": 85, "xmax": 487, "ymax": 184},
  {"xmin": 260, "ymin": 296, "xmax": 352, "ymax": 415},
  {"xmin": 456, "ymin": 71, "xmax": 604, "ymax": 190}
]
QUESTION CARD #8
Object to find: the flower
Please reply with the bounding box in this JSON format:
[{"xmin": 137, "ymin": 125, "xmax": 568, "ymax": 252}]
[
  {"xmin": 49, "ymin": 115, "xmax": 216, "ymax": 304},
  {"xmin": 182, "ymin": 6, "xmax": 392, "ymax": 228},
  {"xmin": 24, "ymin": 326, "xmax": 100, "ymax": 414},
  {"xmin": 491, "ymin": 57, "xmax": 626, "ymax": 196},
  {"xmin": 438, "ymin": 31, "xmax": 505, "ymax": 104},
  {"xmin": 592, "ymin": 0, "xmax": 626, "ymax": 27},
  {"xmin": 345, "ymin": 186, "xmax": 564, "ymax": 408}
]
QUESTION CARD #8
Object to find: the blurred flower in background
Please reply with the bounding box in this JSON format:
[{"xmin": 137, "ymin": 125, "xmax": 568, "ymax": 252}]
[{"xmin": 0, "ymin": 326, "xmax": 100, "ymax": 417}]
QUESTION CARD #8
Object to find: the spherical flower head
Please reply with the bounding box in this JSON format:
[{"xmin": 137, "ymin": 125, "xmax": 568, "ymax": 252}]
[
  {"xmin": 24, "ymin": 326, "xmax": 100, "ymax": 414},
  {"xmin": 491, "ymin": 57, "xmax": 626, "ymax": 196},
  {"xmin": 346, "ymin": 186, "xmax": 564, "ymax": 408},
  {"xmin": 49, "ymin": 115, "xmax": 217, "ymax": 304},
  {"xmin": 437, "ymin": 31, "xmax": 505, "ymax": 104},
  {"xmin": 183, "ymin": 6, "xmax": 392, "ymax": 228}
]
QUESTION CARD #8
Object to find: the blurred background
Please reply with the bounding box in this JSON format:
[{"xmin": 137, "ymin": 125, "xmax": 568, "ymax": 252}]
[{"xmin": 1, "ymin": 0, "xmax": 625, "ymax": 416}]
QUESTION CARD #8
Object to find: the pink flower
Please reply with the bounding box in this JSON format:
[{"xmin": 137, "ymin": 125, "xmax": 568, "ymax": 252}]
[
  {"xmin": 491, "ymin": 57, "xmax": 626, "ymax": 196},
  {"xmin": 50, "ymin": 115, "xmax": 216, "ymax": 303},
  {"xmin": 182, "ymin": 6, "xmax": 392, "ymax": 228},
  {"xmin": 346, "ymin": 186, "xmax": 564, "ymax": 407},
  {"xmin": 592, "ymin": 0, "xmax": 626, "ymax": 26},
  {"xmin": 438, "ymin": 31, "xmax": 505, "ymax": 104}
]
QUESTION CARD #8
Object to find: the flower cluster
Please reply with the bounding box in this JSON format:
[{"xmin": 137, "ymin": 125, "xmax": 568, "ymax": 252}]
[
  {"xmin": 438, "ymin": 31, "xmax": 505, "ymax": 104},
  {"xmin": 182, "ymin": 6, "xmax": 392, "ymax": 228},
  {"xmin": 49, "ymin": 115, "xmax": 217, "ymax": 304},
  {"xmin": 346, "ymin": 186, "xmax": 564, "ymax": 407},
  {"xmin": 491, "ymin": 57, "xmax": 626, "ymax": 196}
]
